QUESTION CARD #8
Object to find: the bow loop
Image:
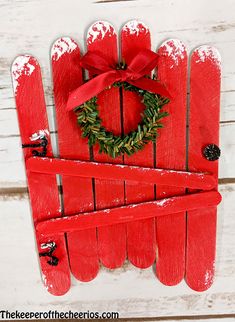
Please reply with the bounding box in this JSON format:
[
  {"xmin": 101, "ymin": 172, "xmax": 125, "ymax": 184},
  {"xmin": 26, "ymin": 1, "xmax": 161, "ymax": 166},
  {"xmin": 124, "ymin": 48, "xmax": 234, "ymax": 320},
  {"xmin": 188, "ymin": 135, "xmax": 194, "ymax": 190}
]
[
  {"xmin": 67, "ymin": 49, "xmax": 170, "ymax": 111},
  {"xmin": 80, "ymin": 51, "xmax": 115, "ymax": 75},
  {"xmin": 128, "ymin": 49, "xmax": 159, "ymax": 76}
]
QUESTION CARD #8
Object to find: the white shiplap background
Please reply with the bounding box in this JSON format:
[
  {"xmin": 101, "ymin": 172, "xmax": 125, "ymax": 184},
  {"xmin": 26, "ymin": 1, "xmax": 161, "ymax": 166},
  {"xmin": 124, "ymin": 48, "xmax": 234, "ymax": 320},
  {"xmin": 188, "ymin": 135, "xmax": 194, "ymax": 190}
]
[{"xmin": 0, "ymin": 0, "xmax": 235, "ymax": 320}]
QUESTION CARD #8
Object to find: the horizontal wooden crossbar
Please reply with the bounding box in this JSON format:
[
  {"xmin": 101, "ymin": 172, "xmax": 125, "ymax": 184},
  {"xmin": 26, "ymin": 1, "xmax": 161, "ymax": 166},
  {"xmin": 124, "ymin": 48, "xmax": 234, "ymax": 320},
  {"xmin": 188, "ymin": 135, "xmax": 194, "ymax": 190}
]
[
  {"xmin": 27, "ymin": 157, "xmax": 216, "ymax": 190},
  {"xmin": 36, "ymin": 191, "xmax": 221, "ymax": 235}
]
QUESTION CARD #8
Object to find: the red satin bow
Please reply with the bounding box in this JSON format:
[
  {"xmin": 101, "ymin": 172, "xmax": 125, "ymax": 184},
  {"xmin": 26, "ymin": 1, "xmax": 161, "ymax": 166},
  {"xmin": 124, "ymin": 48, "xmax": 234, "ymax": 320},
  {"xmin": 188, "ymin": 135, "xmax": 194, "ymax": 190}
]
[{"xmin": 66, "ymin": 49, "xmax": 171, "ymax": 111}]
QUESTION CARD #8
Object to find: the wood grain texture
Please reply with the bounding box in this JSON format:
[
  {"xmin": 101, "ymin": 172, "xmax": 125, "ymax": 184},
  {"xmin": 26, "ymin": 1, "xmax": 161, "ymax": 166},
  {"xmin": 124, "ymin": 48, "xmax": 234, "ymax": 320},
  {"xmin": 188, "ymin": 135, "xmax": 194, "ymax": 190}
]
[
  {"xmin": 0, "ymin": 184, "xmax": 234, "ymax": 316},
  {"xmin": 95, "ymin": 0, "xmax": 135, "ymax": 3},
  {"xmin": 51, "ymin": 37, "xmax": 99, "ymax": 282},
  {"xmin": 121, "ymin": 20, "xmax": 156, "ymax": 269},
  {"xmin": 155, "ymin": 39, "xmax": 187, "ymax": 285},
  {"xmin": 1, "ymin": 0, "xmax": 235, "ymax": 189},
  {"xmin": 186, "ymin": 46, "xmax": 221, "ymax": 291},
  {"xmin": 36, "ymin": 191, "xmax": 221, "ymax": 235},
  {"xmin": 11, "ymin": 56, "xmax": 70, "ymax": 295},
  {"xmin": 1, "ymin": 122, "xmax": 235, "ymax": 188},
  {"xmin": 26, "ymin": 157, "xmax": 216, "ymax": 190},
  {"xmin": 87, "ymin": 21, "xmax": 126, "ymax": 269}
]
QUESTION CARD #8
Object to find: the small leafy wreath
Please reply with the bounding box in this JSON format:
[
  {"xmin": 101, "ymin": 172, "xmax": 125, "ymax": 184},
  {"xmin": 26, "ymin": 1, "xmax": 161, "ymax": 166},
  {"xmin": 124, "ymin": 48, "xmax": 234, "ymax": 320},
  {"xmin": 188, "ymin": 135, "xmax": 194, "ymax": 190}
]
[{"xmin": 75, "ymin": 81, "xmax": 169, "ymax": 158}]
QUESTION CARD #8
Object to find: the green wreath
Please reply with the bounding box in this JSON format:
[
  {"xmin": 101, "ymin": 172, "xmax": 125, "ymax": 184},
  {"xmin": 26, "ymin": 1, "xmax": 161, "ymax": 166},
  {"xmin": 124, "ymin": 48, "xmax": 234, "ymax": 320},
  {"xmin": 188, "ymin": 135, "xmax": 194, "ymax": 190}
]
[{"xmin": 75, "ymin": 81, "xmax": 169, "ymax": 158}]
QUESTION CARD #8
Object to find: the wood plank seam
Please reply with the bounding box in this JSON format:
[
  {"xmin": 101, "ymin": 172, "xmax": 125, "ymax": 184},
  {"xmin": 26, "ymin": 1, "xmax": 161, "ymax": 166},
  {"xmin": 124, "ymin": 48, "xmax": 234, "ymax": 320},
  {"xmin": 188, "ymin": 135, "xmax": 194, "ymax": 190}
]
[{"xmin": 0, "ymin": 180, "xmax": 232, "ymax": 199}]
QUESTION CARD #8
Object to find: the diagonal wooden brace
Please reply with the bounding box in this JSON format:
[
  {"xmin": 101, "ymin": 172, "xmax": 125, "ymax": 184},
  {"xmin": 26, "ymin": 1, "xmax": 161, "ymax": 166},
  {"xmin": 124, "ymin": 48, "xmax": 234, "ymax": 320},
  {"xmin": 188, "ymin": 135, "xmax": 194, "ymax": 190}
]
[
  {"xmin": 26, "ymin": 157, "xmax": 216, "ymax": 190},
  {"xmin": 36, "ymin": 191, "xmax": 221, "ymax": 236}
]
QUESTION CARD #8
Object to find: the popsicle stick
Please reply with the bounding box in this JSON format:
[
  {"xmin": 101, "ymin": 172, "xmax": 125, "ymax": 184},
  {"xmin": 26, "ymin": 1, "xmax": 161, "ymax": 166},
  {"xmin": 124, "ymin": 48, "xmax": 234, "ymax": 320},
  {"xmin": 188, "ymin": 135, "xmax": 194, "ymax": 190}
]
[
  {"xmin": 27, "ymin": 157, "xmax": 216, "ymax": 190},
  {"xmin": 51, "ymin": 38, "xmax": 99, "ymax": 282},
  {"xmin": 121, "ymin": 20, "xmax": 155, "ymax": 268},
  {"xmin": 186, "ymin": 46, "xmax": 221, "ymax": 291},
  {"xmin": 12, "ymin": 55, "xmax": 70, "ymax": 295},
  {"xmin": 87, "ymin": 21, "xmax": 126, "ymax": 268},
  {"xmin": 37, "ymin": 191, "xmax": 222, "ymax": 236},
  {"xmin": 155, "ymin": 39, "xmax": 187, "ymax": 285}
]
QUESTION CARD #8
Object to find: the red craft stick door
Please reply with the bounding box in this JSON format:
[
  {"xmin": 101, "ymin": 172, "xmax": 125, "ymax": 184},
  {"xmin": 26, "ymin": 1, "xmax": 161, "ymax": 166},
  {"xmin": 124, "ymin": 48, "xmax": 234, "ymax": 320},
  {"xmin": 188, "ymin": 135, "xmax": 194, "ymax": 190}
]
[
  {"xmin": 156, "ymin": 39, "xmax": 187, "ymax": 285},
  {"xmin": 12, "ymin": 56, "xmax": 70, "ymax": 295},
  {"xmin": 87, "ymin": 21, "xmax": 126, "ymax": 268},
  {"xmin": 186, "ymin": 46, "xmax": 221, "ymax": 291},
  {"xmin": 13, "ymin": 22, "xmax": 222, "ymax": 294},
  {"xmin": 52, "ymin": 38, "xmax": 99, "ymax": 281},
  {"xmin": 121, "ymin": 21, "xmax": 156, "ymax": 268}
]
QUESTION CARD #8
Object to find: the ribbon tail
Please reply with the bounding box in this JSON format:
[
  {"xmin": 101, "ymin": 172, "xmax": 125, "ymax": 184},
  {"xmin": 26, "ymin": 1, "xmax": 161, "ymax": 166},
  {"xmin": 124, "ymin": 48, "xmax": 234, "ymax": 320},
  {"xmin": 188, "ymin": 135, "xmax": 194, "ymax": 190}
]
[
  {"xmin": 129, "ymin": 78, "xmax": 172, "ymax": 99},
  {"xmin": 66, "ymin": 71, "xmax": 119, "ymax": 111}
]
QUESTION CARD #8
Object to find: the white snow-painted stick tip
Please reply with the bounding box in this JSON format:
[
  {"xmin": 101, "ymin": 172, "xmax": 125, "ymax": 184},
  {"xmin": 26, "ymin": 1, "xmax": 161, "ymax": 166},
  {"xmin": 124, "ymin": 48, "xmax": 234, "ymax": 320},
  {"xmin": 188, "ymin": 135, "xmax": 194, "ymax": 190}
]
[
  {"xmin": 87, "ymin": 21, "xmax": 115, "ymax": 44},
  {"xmin": 194, "ymin": 45, "xmax": 221, "ymax": 66},
  {"xmin": 11, "ymin": 55, "xmax": 37, "ymax": 94},
  {"xmin": 122, "ymin": 20, "xmax": 149, "ymax": 35},
  {"xmin": 51, "ymin": 37, "xmax": 78, "ymax": 61}
]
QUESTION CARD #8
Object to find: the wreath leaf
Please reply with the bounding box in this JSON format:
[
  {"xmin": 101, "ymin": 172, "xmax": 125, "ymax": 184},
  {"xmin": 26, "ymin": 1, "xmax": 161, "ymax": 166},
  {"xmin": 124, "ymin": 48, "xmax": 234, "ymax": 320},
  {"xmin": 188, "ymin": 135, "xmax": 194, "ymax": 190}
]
[{"xmin": 75, "ymin": 81, "xmax": 170, "ymax": 158}]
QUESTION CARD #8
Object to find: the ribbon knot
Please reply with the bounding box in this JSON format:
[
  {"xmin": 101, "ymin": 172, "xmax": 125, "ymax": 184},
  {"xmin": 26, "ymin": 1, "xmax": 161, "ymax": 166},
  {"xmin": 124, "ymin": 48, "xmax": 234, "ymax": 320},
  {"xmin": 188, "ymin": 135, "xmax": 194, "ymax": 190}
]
[
  {"xmin": 66, "ymin": 49, "xmax": 171, "ymax": 111},
  {"xmin": 116, "ymin": 69, "xmax": 137, "ymax": 82}
]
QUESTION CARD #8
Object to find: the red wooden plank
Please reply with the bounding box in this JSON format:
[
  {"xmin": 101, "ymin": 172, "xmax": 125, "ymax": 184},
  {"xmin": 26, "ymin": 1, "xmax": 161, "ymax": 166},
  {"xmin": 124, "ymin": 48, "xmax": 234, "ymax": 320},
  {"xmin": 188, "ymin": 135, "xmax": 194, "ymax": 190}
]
[
  {"xmin": 36, "ymin": 191, "xmax": 222, "ymax": 235},
  {"xmin": 12, "ymin": 56, "xmax": 70, "ymax": 295},
  {"xmin": 121, "ymin": 20, "xmax": 155, "ymax": 268},
  {"xmin": 51, "ymin": 38, "xmax": 99, "ymax": 282},
  {"xmin": 155, "ymin": 39, "xmax": 187, "ymax": 285},
  {"xmin": 186, "ymin": 46, "xmax": 221, "ymax": 291},
  {"xmin": 87, "ymin": 21, "xmax": 126, "ymax": 268},
  {"xmin": 27, "ymin": 157, "xmax": 216, "ymax": 190}
]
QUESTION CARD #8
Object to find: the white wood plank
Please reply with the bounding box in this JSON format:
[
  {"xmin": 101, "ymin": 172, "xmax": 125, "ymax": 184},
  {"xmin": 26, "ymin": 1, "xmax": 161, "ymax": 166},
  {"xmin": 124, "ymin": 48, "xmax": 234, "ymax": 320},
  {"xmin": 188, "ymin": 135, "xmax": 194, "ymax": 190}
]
[
  {"xmin": 219, "ymin": 123, "xmax": 235, "ymax": 179},
  {"xmin": 0, "ymin": 133, "xmax": 59, "ymax": 188},
  {"xmin": 0, "ymin": 122, "xmax": 234, "ymax": 188},
  {"xmin": 0, "ymin": 0, "xmax": 235, "ymax": 109},
  {"xmin": 0, "ymin": 183, "xmax": 234, "ymax": 317},
  {"xmin": 1, "ymin": 42, "xmax": 235, "ymax": 110},
  {"xmin": 1, "ymin": 90, "xmax": 235, "ymax": 133},
  {"xmin": 0, "ymin": 0, "xmax": 234, "ymax": 190},
  {"xmin": 0, "ymin": 107, "xmax": 57, "ymax": 138}
]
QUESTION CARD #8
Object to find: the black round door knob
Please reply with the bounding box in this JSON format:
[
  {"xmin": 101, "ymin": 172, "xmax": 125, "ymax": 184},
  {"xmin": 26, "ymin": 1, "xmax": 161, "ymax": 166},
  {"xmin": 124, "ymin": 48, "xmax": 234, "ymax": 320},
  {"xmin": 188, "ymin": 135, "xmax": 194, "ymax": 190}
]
[{"xmin": 203, "ymin": 144, "xmax": 221, "ymax": 161}]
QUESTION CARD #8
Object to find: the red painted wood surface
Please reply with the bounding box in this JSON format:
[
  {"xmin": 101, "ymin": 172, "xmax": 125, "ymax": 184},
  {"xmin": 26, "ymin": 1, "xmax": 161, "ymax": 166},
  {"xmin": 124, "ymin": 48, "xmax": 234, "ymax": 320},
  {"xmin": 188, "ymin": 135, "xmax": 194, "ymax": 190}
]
[
  {"xmin": 121, "ymin": 21, "xmax": 155, "ymax": 268},
  {"xmin": 156, "ymin": 40, "xmax": 187, "ymax": 285},
  {"xmin": 14, "ymin": 24, "xmax": 221, "ymax": 293},
  {"xmin": 12, "ymin": 56, "xmax": 70, "ymax": 295},
  {"xmin": 27, "ymin": 157, "xmax": 216, "ymax": 190},
  {"xmin": 186, "ymin": 46, "xmax": 221, "ymax": 291},
  {"xmin": 87, "ymin": 21, "xmax": 126, "ymax": 268},
  {"xmin": 51, "ymin": 38, "xmax": 99, "ymax": 282},
  {"xmin": 36, "ymin": 191, "xmax": 222, "ymax": 236}
]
